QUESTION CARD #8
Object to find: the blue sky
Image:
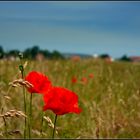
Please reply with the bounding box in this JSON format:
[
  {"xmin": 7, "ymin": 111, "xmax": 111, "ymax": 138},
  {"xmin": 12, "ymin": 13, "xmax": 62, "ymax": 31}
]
[{"xmin": 0, "ymin": 1, "xmax": 140, "ymax": 58}]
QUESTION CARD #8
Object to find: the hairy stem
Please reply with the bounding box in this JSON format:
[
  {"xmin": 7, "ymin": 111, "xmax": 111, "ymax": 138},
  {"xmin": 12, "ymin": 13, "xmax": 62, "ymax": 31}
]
[
  {"xmin": 1, "ymin": 108, "xmax": 8, "ymax": 138},
  {"xmin": 28, "ymin": 93, "xmax": 33, "ymax": 139},
  {"xmin": 52, "ymin": 114, "xmax": 57, "ymax": 139},
  {"xmin": 19, "ymin": 54, "xmax": 27, "ymax": 138},
  {"xmin": 40, "ymin": 107, "xmax": 44, "ymax": 137}
]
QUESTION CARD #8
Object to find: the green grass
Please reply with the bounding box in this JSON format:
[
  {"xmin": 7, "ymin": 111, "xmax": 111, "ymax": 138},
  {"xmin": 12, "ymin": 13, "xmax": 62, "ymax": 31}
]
[{"xmin": 0, "ymin": 58, "xmax": 140, "ymax": 138}]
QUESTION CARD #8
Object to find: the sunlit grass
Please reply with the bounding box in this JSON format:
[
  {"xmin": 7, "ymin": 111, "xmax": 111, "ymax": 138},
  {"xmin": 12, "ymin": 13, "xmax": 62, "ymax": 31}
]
[{"xmin": 0, "ymin": 58, "xmax": 140, "ymax": 138}]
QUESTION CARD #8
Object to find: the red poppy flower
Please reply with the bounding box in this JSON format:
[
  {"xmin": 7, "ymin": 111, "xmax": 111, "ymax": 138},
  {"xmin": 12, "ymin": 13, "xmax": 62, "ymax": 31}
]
[
  {"xmin": 43, "ymin": 87, "xmax": 82, "ymax": 115},
  {"xmin": 81, "ymin": 77, "xmax": 87, "ymax": 84},
  {"xmin": 25, "ymin": 71, "xmax": 52, "ymax": 94},
  {"xmin": 89, "ymin": 73, "xmax": 94, "ymax": 78},
  {"xmin": 71, "ymin": 76, "xmax": 77, "ymax": 83},
  {"xmin": 71, "ymin": 56, "xmax": 81, "ymax": 62}
]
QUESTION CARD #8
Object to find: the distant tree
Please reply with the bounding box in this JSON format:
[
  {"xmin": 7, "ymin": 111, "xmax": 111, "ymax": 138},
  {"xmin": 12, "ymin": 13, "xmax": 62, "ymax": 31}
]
[
  {"xmin": 30, "ymin": 45, "xmax": 40, "ymax": 59},
  {"xmin": 23, "ymin": 45, "xmax": 40, "ymax": 59},
  {"xmin": 119, "ymin": 55, "xmax": 131, "ymax": 62},
  {"xmin": 0, "ymin": 46, "xmax": 4, "ymax": 59},
  {"xmin": 7, "ymin": 49, "xmax": 20, "ymax": 57},
  {"xmin": 99, "ymin": 54, "xmax": 110, "ymax": 59},
  {"xmin": 39, "ymin": 49, "xmax": 52, "ymax": 59},
  {"xmin": 23, "ymin": 48, "xmax": 32, "ymax": 59},
  {"xmin": 51, "ymin": 50, "xmax": 64, "ymax": 59},
  {"xmin": 0, "ymin": 45, "xmax": 64, "ymax": 60}
]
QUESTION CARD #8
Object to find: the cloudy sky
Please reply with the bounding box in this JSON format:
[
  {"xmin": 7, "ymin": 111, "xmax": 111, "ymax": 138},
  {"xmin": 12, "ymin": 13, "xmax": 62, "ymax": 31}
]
[{"xmin": 0, "ymin": 1, "xmax": 140, "ymax": 58}]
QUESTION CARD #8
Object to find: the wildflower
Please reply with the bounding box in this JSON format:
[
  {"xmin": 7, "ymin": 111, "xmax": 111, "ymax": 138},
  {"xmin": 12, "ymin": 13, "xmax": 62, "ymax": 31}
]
[
  {"xmin": 25, "ymin": 71, "xmax": 52, "ymax": 94},
  {"xmin": 105, "ymin": 57, "xmax": 112, "ymax": 63},
  {"xmin": 71, "ymin": 56, "xmax": 81, "ymax": 62},
  {"xmin": 43, "ymin": 87, "xmax": 82, "ymax": 115},
  {"xmin": 81, "ymin": 77, "xmax": 87, "ymax": 84},
  {"xmin": 89, "ymin": 73, "xmax": 94, "ymax": 78},
  {"xmin": 71, "ymin": 76, "xmax": 77, "ymax": 84}
]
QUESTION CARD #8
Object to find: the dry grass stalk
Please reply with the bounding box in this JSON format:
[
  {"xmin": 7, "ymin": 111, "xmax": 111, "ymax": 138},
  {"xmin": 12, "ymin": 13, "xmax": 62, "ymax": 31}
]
[
  {"xmin": 32, "ymin": 129, "xmax": 41, "ymax": 136},
  {"xmin": 32, "ymin": 129, "xmax": 47, "ymax": 136},
  {"xmin": 0, "ymin": 132, "xmax": 3, "ymax": 137},
  {"xmin": 23, "ymin": 61, "xmax": 28, "ymax": 69},
  {"xmin": 95, "ymin": 127, "xmax": 99, "ymax": 138},
  {"xmin": 3, "ymin": 95, "xmax": 11, "ymax": 101},
  {"xmin": 76, "ymin": 136, "xmax": 81, "ymax": 139},
  {"xmin": 9, "ymin": 79, "xmax": 33, "ymax": 88},
  {"xmin": 43, "ymin": 116, "xmax": 58, "ymax": 134},
  {"xmin": 0, "ymin": 110, "xmax": 27, "ymax": 118},
  {"xmin": 7, "ymin": 130, "xmax": 21, "ymax": 136}
]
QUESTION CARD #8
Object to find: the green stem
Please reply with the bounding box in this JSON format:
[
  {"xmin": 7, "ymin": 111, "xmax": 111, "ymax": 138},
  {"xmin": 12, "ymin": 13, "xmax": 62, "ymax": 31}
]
[
  {"xmin": 28, "ymin": 93, "xmax": 33, "ymax": 139},
  {"xmin": 3, "ymin": 116, "xmax": 8, "ymax": 138},
  {"xmin": 23, "ymin": 84, "xmax": 27, "ymax": 138},
  {"xmin": 40, "ymin": 108, "xmax": 44, "ymax": 137},
  {"xmin": 52, "ymin": 114, "xmax": 57, "ymax": 139},
  {"xmin": 19, "ymin": 56, "xmax": 27, "ymax": 138},
  {"xmin": 1, "ymin": 108, "xmax": 8, "ymax": 138}
]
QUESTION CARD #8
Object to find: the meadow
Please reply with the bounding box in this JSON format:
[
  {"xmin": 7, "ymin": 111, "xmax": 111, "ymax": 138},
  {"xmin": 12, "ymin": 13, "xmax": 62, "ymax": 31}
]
[{"xmin": 0, "ymin": 58, "xmax": 140, "ymax": 138}]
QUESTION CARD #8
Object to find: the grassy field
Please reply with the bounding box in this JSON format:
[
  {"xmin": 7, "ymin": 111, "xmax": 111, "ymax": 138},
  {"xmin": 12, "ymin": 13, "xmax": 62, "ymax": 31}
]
[{"xmin": 0, "ymin": 58, "xmax": 140, "ymax": 138}]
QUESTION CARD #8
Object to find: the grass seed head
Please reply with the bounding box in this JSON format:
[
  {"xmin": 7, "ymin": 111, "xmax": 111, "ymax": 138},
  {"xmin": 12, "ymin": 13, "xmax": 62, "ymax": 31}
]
[
  {"xmin": 9, "ymin": 79, "xmax": 33, "ymax": 89},
  {"xmin": 0, "ymin": 110, "xmax": 27, "ymax": 118}
]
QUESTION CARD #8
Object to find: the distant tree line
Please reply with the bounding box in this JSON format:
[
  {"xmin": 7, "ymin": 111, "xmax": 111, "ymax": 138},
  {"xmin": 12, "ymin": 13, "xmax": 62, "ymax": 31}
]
[
  {"xmin": 99, "ymin": 53, "xmax": 132, "ymax": 62},
  {"xmin": 0, "ymin": 45, "xmax": 133, "ymax": 62},
  {"xmin": 0, "ymin": 45, "xmax": 64, "ymax": 60}
]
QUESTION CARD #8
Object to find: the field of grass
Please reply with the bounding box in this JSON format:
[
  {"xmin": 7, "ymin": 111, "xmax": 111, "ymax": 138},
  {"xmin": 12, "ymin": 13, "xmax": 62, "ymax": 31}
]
[{"xmin": 0, "ymin": 58, "xmax": 140, "ymax": 138}]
